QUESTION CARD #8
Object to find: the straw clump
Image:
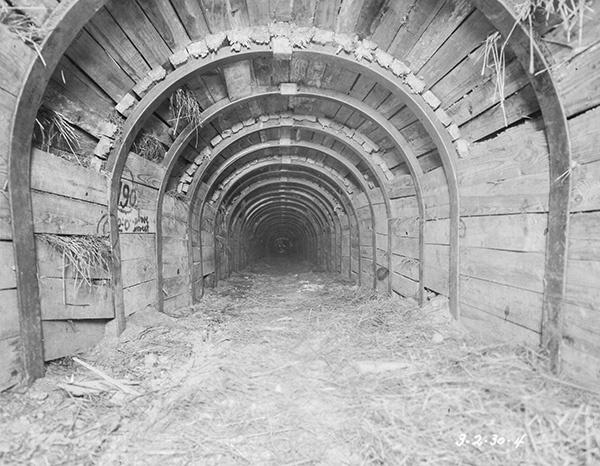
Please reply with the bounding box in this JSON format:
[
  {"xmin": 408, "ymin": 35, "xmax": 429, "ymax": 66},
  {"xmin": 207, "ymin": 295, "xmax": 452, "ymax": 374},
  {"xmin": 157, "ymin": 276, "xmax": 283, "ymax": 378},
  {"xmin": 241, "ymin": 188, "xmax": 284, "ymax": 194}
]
[
  {"xmin": 170, "ymin": 88, "xmax": 203, "ymax": 135},
  {"xmin": 132, "ymin": 131, "xmax": 166, "ymax": 163},
  {"xmin": 40, "ymin": 234, "xmax": 111, "ymax": 289},
  {"xmin": 0, "ymin": 5, "xmax": 46, "ymax": 63}
]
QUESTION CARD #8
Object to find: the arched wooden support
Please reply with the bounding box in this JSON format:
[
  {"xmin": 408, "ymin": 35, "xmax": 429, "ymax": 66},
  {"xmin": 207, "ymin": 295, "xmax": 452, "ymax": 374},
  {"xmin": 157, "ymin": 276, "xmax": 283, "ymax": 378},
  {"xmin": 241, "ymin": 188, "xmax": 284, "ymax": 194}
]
[
  {"xmin": 471, "ymin": 0, "xmax": 573, "ymax": 373},
  {"xmin": 222, "ymin": 175, "xmax": 359, "ymax": 282},
  {"xmin": 106, "ymin": 51, "xmax": 430, "ymax": 317},
  {"xmin": 232, "ymin": 196, "xmax": 338, "ymax": 273},
  {"xmin": 227, "ymin": 182, "xmax": 349, "ymax": 277},
  {"xmin": 157, "ymin": 114, "xmax": 395, "ymax": 311},
  {"xmin": 246, "ymin": 208, "xmax": 321, "ymax": 262},
  {"xmin": 205, "ymin": 159, "xmax": 374, "ymax": 287},
  {"xmin": 5, "ymin": 0, "xmax": 565, "ymax": 386},
  {"xmin": 8, "ymin": 0, "xmax": 107, "ymax": 383},
  {"xmin": 201, "ymin": 147, "xmax": 379, "ymax": 288}
]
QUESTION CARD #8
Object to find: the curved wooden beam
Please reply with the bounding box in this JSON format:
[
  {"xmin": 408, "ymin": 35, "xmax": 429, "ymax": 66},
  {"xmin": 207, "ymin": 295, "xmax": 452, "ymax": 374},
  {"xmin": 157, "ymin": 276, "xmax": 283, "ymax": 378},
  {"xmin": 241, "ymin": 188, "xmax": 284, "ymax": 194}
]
[
  {"xmin": 472, "ymin": 0, "xmax": 572, "ymax": 375},
  {"xmin": 207, "ymin": 159, "xmax": 374, "ymax": 287},
  {"xmin": 8, "ymin": 0, "xmax": 107, "ymax": 382},
  {"xmin": 228, "ymin": 182, "xmax": 347, "ymax": 275},
  {"xmin": 202, "ymin": 146, "xmax": 379, "ymax": 282},
  {"xmin": 220, "ymin": 174, "xmax": 359, "ymax": 281}
]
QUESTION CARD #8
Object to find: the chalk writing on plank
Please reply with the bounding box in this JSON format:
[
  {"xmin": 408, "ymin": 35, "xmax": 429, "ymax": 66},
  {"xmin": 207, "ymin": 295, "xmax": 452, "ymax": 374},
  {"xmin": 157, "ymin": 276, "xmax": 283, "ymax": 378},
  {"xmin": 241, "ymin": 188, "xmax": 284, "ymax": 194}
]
[{"xmin": 117, "ymin": 180, "xmax": 148, "ymax": 233}]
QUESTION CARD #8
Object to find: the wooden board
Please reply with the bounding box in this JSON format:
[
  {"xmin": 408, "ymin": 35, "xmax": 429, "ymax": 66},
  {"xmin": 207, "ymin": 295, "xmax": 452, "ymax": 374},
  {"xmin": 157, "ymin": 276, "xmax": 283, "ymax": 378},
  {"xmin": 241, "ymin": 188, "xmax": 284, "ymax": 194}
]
[
  {"xmin": 31, "ymin": 149, "xmax": 108, "ymax": 205},
  {"xmin": 0, "ymin": 336, "xmax": 21, "ymax": 391},
  {"xmin": 39, "ymin": 278, "xmax": 114, "ymax": 320},
  {"xmin": 32, "ymin": 191, "xmax": 108, "ymax": 235},
  {"xmin": 123, "ymin": 280, "xmax": 157, "ymax": 317},
  {"xmin": 42, "ymin": 320, "xmax": 107, "ymax": 361},
  {"xmin": 0, "ymin": 241, "xmax": 16, "ymax": 290},
  {"xmin": 0, "ymin": 289, "xmax": 19, "ymax": 340}
]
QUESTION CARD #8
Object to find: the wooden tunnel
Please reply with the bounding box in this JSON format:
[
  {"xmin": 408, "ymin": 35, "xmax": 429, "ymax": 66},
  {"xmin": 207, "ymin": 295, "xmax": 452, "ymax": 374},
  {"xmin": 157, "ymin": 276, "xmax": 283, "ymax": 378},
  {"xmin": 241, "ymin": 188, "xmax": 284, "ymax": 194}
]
[{"xmin": 0, "ymin": 0, "xmax": 599, "ymax": 390}]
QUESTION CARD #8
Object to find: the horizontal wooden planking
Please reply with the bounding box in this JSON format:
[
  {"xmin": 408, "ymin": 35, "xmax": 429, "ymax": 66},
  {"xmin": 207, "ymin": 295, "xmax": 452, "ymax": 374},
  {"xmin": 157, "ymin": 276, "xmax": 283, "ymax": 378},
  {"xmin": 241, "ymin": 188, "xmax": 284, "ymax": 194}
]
[
  {"xmin": 461, "ymin": 247, "xmax": 545, "ymax": 293},
  {"xmin": 0, "ymin": 336, "xmax": 21, "ymax": 391},
  {"xmin": 0, "ymin": 289, "xmax": 19, "ymax": 340},
  {"xmin": 0, "ymin": 241, "xmax": 16, "ymax": 290},
  {"xmin": 554, "ymin": 40, "xmax": 600, "ymax": 117},
  {"xmin": 569, "ymin": 212, "xmax": 600, "ymax": 262},
  {"xmin": 459, "ymin": 303, "xmax": 540, "ymax": 347},
  {"xmin": 32, "ymin": 191, "xmax": 108, "ymax": 235},
  {"xmin": 391, "ymin": 272, "xmax": 419, "ymax": 298},
  {"xmin": 123, "ymin": 279, "xmax": 157, "ymax": 316},
  {"xmin": 390, "ymin": 197, "xmax": 419, "ymax": 218},
  {"xmin": 39, "ymin": 278, "xmax": 114, "ymax": 320},
  {"xmin": 565, "ymin": 259, "xmax": 600, "ymax": 310},
  {"xmin": 42, "ymin": 320, "xmax": 107, "ymax": 361},
  {"xmin": 570, "ymin": 159, "xmax": 600, "ymax": 213},
  {"xmin": 569, "ymin": 107, "xmax": 600, "ymax": 165},
  {"xmin": 459, "ymin": 172, "xmax": 549, "ymax": 216},
  {"xmin": 125, "ymin": 153, "xmax": 166, "ymax": 189},
  {"xmin": 391, "ymin": 236, "xmax": 419, "ymax": 259},
  {"xmin": 460, "ymin": 276, "xmax": 543, "ymax": 332},
  {"xmin": 424, "ymin": 244, "xmax": 449, "ymax": 295},
  {"xmin": 122, "ymin": 256, "xmax": 157, "ymax": 288},
  {"xmin": 391, "ymin": 253, "xmax": 419, "ymax": 281},
  {"xmin": 426, "ymin": 214, "xmax": 547, "ymax": 252},
  {"xmin": 390, "ymin": 215, "xmax": 419, "ymax": 239},
  {"xmin": 31, "ymin": 149, "xmax": 108, "ymax": 205},
  {"xmin": 164, "ymin": 274, "xmax": 190, "ymax": 297},
  {"xmin": 120, "ymin": 233, "xmax": 155, "ymax": 261}
]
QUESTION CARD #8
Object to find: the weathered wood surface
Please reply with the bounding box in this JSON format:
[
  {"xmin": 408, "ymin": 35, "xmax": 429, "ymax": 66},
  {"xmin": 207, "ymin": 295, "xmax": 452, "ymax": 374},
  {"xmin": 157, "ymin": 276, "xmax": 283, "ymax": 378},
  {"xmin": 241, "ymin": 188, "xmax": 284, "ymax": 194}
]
[
  {"xmin": 0, "ymin": 241, "xmax": 17, "ymax": 290},
  {"xmin": 0, "ymin": 289, "xmax": 19, "ymax": 340},
  {"xmin": 42, "ymin": 320, "xmax": 107, "ymax": 361},
  {"xmin": 39, "ymin": 278, "xmax": 114, "ymax": 320},
  {"xmin": 0, "ymin": 337, "xmax": 21, "ymax": 391}
]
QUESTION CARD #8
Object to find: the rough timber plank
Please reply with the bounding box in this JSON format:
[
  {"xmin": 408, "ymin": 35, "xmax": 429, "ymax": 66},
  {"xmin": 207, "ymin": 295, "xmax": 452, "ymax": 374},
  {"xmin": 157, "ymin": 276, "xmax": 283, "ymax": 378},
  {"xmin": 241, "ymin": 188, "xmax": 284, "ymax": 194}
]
[
  {"xmin": 569, "ymin": 212, "xmax": 600, "ymax": 262},
  {"xmin": 39, "ymin": 278, "xmax": 114, "ymax": 320},
  {"xmin": 42, "ymin": 320, "xmax": 107, "ymax": 361},
  {"xmin": 124, "ymin": 280, "xmax": 157, "ymax": 316},
  {"xmin": 460, "ymin": 303, "xmax": 540, "ymax": 346},
  {"xmin": 0, "ymin": 241, "xmax": 17, "ymax": 290},
  {"xmin": 0, "ymin": 337, "xmax": 21, "ymax": 391},
  {"xmin": 405, "ymin": 0, "xmax": 473, "ymax": 72},
  {"xmin": 201, "ymin": 0, "xmax": 232, "ymax": 30},
  {"xmin": 170, "ymin": 0, "xmax": 211, "ymax": 39},
  {"xmin": 32, "ymin": 192, "xmax": 108, "ymax": 235},
  {"xmin": 314, "ymin": 0, "xmax": 341, "ymax": 29},
  {"xmin": 106, "ymin": 0, "xmax": 172, "ymax": 67},
  {"xmin": 31, "ymin": 149, "xmax": 108, "ymax": 205},
  {"xmin": 0, "ymin": 289, "xmax": 19, "ymax": 340},
  {"xmin": 136, "ymin": 0, "xmax": 191, "ymax": 50},
  {"xmin": 419, "ymin": 9, "xmax": 495, "ymax": 85},
  {"xmin": 66, "ymin": 29, "xmax": 134, "ymax": 102},
  {"xmin": 86, "ymin": 8, "xmax": 151, "ymax": 81},
  {"xmin": 0, "ymin": 25, "xmax": 36, "ymax": 96}
]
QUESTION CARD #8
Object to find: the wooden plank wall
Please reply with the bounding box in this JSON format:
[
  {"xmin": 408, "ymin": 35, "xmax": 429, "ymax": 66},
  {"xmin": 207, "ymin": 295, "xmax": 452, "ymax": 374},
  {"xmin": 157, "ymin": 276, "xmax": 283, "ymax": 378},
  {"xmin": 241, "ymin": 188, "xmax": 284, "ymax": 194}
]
[
  {"xmin": 30, "ymin": 149, "xmax": 113, "ymax": 361},
  {"xmin": 549, "ymin": 13, "xmax": 600, "ymax": 382},
  {"xmin": 119, "ymin": 153, "xmax": 165, "ymax": 317},
  {"xmin": 162, "ymin": 194, "xmax": 191, "ymax": 313},
  {"xmin": 0, "ymin": 24, "xmax": 37, "ymax": 390}
]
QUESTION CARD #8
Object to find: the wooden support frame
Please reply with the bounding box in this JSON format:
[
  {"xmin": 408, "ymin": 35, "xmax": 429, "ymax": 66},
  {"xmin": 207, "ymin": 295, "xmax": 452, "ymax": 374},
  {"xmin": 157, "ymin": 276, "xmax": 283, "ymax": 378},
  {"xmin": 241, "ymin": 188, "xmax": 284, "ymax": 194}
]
[
  {"xmin": 471, "ymin": 0, "xmax": 572, "ymax": 372},
  {"xmin": 227, "ymin": 181, "xmax": 349, "ymax": 276},
  {"xmin": 157, "ymin": 114, "xmax": 395, "ymax": 311},
  {"xmin": 198, "ymin": 143, "xmax": 380, "ymax": 285},
  {"xmin": 225, "ymin": 188, "xmax": 342, "ymax": 274},
  {"xmin": 6, "ymin": 1, "xmax": 566, "ymax": 386},
  {"xmin": 224, "ymin": 175, "xmax": 359, "ymax": 279},
  {"xmin": 207, "ymin": 160, "xmax": 371, "ymax": 285}
]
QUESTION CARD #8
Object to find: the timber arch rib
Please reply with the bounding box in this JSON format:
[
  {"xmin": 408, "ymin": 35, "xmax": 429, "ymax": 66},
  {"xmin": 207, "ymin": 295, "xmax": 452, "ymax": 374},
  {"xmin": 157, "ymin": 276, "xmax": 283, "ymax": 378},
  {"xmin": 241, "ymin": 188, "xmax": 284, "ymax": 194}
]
[{"xmin": 4, "ymin": 0, "xmax": 600, "ymax": 393}]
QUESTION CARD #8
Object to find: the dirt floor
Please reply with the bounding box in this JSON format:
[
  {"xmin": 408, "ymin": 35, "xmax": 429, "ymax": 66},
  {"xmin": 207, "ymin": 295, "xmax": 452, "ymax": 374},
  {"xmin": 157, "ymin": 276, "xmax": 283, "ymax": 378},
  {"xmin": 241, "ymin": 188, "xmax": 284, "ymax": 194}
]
[{"xmin": 1, "ymin": 260, "xmax": 599, "ymax": 465}]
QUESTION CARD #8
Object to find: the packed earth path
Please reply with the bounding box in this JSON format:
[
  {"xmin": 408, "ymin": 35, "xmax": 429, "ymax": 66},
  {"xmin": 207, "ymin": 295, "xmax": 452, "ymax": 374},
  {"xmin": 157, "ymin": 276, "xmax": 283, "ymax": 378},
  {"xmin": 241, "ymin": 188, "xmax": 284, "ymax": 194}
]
[{"xmin": 1, "ymin": 259, "xmax": 599, "ymax": 465}]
